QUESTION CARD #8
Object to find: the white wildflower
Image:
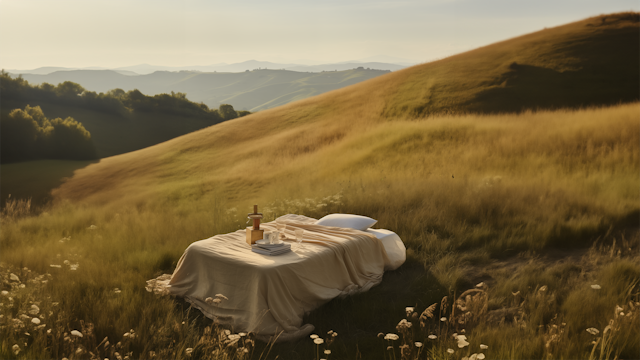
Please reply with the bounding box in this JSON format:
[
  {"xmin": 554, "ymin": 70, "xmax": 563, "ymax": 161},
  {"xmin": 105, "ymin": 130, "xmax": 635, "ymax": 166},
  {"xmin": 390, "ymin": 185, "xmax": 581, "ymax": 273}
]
[
  {"xmin": 50, "ymin": 265, "xmax": 62, "ymax": 268},
  {"xmin": 215, "ymin": 294, "xmax": 228, "ymax": 300},
  {"xmin": 310, "ymin": 334, "xmax": 319, "ymax": 339},
  {"xmin": 440, "ymin": 317, "xmax": 447, "ymax": 322},
  {"xmin": 12, "ymin": 344, "xmax": 20, "ymax": 355},
  {"xmin": 29, "ymin": 304, "xmax": 40, "ymax": 315},
  {"xmin": 447, "ymin": 348, "xmax": 455, "ymax": 354},
  {"xmin": 384, "ymin": 333, "xmax": 399, "ymax": 341},
  {"xmin": 1, "ymin": 291, "xmax": 8, "ymax": 296},
  {"xmin": 591, "ymin": 284, "xmax": 601, "ymax": 290},
  {"xmin": 480, "ymin": 344, "xmax": 488, "ymax": 349},
  {"xmin": 228, "ymin": 334, "xmax": 240, "ymax": 341},
  {"xmin": 31, "ymin": 317, "xmax": 41, "ymax": 325},
  {"xmin": 415, "ymin": 342, "xmax": 423, "ymax": 348},
  {"xmin": 476, "ymin": 282, "xmax": 485, "ymax": 288},
  {"xmin": 406, "ymin": 306, "xmax": 414, "ymax": 314},
  {"xmin": 428, "ymin": 334, "xmax": 437, "ymax": 340},
  {"xmin": 205, "ymin": 297, "xmax": 214, "ymax": 305},
  {"xmin": 458, "ymin": 339, "xmax": 470, "ymax": 348},
  {"xmin": 324, "ymin": 349, "xmax": 332, "ymax": 354},
  {"xmin": 185, "ymin": 348, "xmax": 193, "ymax": 356},
  {"xmin": 87, "ymin": 225, "xmax": 98, "ymax": 230},
  {"xmin": 477, "ymin": 354, "xmax": 486, "ymax": 360},
  {"xmin": 114, "ymin": 288, "xmax": 121, "ymax": 294},
  {"xmin": 71, "ymin": 330, "xmax": 83, "ymax": 337},
  {"xmin": 10, "ymin": 273, "xmax": 19, "ymax": 282},
  {"xmin": 314, "ymin": 338, "xmax": 324, "ymax": 345}
]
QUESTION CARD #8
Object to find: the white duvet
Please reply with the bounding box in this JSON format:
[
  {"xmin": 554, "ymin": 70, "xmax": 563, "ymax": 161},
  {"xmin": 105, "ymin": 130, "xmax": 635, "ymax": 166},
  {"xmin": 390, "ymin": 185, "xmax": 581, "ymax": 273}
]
[{"xmin": 152, "ymin": 214, "xmax": 406, "ymax": 342}]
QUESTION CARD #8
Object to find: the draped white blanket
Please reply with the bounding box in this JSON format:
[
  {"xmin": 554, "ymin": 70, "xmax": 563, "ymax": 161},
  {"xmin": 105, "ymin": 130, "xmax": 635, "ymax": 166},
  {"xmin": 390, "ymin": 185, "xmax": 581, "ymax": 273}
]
[{"xmin": 157, "ymin": 214, "xmax": 391, "ymax": 342}]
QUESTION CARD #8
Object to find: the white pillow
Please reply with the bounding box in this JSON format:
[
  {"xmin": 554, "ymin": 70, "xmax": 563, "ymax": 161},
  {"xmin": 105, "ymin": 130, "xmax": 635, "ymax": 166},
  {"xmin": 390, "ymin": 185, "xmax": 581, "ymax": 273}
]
[
  {"xmin": 315, "ymin": 213, "xmax": 377, "ymax": 231},
  {"xmin": 365, "ymin": 228, "xmax": 406, "ymax": 271}
]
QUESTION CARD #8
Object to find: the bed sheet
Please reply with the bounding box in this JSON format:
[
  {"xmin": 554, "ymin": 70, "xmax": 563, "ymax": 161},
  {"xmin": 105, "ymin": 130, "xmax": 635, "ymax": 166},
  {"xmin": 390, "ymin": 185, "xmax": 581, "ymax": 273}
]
[{"xmin": 155, "ymin": 214, "xmax": 404, "ymax": 342}]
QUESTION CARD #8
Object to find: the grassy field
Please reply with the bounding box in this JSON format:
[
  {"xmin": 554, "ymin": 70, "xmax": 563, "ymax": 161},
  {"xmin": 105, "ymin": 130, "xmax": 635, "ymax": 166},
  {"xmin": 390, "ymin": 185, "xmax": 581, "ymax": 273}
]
[
  {"xmin": 2, "ymin": 103, "xmax": 638, "ymax": 359},
  {"xmin": 1, "ymin": 13, "xmax": 639, "ymax": 360}
]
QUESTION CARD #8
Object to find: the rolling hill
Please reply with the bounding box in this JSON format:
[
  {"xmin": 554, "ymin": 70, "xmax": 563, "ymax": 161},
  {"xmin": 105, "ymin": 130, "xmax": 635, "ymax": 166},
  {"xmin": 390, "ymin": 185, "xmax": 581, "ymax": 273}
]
[
  {"xmin": 15, "ymin": 68, "xmax": 392, "ymax": 112},
  {"xmin": 53, "ymin": 12, "xmax": 639, "ymax": 206}
]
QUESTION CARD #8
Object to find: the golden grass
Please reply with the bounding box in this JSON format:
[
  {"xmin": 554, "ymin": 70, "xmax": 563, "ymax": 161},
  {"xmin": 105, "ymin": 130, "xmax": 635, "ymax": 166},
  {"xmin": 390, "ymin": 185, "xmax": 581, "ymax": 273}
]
[
  {"xmin": 51, "ymin": 103, "xmax": 639, "ymax": 259},
  {"xmin": 2, "ymin": 103, "xmax": 637, "ymax": 359}
]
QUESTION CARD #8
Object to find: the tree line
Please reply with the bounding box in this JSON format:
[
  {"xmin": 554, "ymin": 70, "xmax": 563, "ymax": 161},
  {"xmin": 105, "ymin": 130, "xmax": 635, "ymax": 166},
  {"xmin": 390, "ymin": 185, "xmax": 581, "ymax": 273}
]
[
  {"xmin": 0, "ymin": 70, "xmax": 250, "ymax": 122},
  {"xmin": 1, "ymin": 105, "xmax": 97, "ymax": 163}
]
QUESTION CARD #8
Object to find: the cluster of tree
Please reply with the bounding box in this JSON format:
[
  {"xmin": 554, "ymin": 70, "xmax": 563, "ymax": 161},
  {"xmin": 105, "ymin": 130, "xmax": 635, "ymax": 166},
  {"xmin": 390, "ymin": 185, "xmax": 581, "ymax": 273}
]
[
  {"xmin": 0, "ymin": 71, "xmax": 249, "ymax": 122},
  {"xmin": 0, "ymin": 105, "xmax": 97, "ymax": 163}
]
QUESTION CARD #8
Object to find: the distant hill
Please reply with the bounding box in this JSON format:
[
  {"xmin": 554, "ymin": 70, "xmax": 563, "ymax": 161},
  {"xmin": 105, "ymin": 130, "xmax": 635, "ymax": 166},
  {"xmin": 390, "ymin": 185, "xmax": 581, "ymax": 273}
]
[
  {"xmin": 14, "ymin": 68, "xmax": 393, "ymax": 112},
  {"xmin": 53, "ymin": 13, "xmax": 640, "ymax": 205},
  {"xmin": 7, "ymin": 60, "xmax": 408, "ymax": 76}
]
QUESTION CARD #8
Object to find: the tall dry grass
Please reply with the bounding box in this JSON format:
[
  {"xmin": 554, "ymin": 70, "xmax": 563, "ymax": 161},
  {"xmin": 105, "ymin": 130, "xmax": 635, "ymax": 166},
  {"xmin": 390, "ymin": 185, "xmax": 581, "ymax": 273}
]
[{"xmin": 1, "ymin": 103, "xmax": 638, "ymax": 358}]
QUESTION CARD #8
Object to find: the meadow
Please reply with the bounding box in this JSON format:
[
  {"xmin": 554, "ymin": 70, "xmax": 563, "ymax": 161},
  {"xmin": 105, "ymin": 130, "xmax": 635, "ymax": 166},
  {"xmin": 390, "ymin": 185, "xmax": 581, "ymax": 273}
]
[
  {"xmin": 1, "ymin": 102, "xmax": 638, "ymax": 359},
  {"xmin": 1, "ymin": 12, "xmax": 639, "ymax": 360}
]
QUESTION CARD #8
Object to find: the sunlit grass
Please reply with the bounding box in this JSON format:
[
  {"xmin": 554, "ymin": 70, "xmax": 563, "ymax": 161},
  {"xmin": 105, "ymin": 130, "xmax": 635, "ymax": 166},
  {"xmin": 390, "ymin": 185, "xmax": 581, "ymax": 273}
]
[{"xmin": 1, "ymin": 101, "xmax": 638, "ymax": 358}]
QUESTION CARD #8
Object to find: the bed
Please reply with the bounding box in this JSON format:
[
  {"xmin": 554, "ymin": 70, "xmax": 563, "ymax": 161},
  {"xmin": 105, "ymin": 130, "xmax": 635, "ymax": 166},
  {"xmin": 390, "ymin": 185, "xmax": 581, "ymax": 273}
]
[{"xmin": 147, "ymin": 214, "xmax": 406, "ymax": 342}]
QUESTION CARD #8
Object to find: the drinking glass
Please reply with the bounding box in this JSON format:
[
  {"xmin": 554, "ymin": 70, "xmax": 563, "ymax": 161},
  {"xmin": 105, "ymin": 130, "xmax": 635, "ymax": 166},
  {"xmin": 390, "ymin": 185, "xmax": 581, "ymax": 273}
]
[
  {"xmin": 269, "ymin": 231, "xmax": 279, "ymax": 244},
  {"xmin": 295, "ymin": 229, "xmax": 305, "ymax": 250},
  {"xmin": 276, "ymin": 223, "xmax": 287, "ymax": 240}
]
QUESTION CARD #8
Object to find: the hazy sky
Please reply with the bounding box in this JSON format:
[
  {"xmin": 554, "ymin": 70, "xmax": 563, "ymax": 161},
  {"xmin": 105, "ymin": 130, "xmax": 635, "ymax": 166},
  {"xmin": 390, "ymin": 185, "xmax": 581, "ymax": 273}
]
[{"xmin": 1, "ymin": 0, "xmax": 637, "ymax": 69}]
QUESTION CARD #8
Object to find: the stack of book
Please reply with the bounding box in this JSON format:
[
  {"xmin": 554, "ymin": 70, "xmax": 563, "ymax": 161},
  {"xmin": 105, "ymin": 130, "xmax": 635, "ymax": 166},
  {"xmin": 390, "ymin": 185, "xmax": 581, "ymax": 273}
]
[{"xmin": 251, "ymin": 242, "xmax": 292, "ymax": 256}]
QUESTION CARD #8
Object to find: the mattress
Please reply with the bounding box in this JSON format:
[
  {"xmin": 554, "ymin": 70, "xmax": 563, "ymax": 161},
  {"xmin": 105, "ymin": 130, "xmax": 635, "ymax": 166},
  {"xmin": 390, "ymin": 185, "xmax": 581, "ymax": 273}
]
[{"xmin": 152, "ymin": 214, "xmax": 406, "ymax": 342}]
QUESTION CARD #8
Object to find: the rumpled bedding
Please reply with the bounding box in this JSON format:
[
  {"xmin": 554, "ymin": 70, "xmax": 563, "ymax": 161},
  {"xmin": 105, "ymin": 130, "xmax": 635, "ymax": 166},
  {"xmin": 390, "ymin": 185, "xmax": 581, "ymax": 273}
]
[{"xmin": 148, "ymin": 214, "xmax": 393, "ymax": 342}]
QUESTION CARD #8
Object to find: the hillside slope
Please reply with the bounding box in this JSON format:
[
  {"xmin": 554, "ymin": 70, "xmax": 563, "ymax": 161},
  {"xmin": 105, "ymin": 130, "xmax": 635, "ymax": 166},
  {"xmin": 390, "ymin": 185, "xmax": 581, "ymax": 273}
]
[
  {"xmin": 17, "ymin": 68, "xmax": 392, "ymax": 112},
  {"xmin": 53, "ymin": 13, "xmax": 639, "ymax": 205}
]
